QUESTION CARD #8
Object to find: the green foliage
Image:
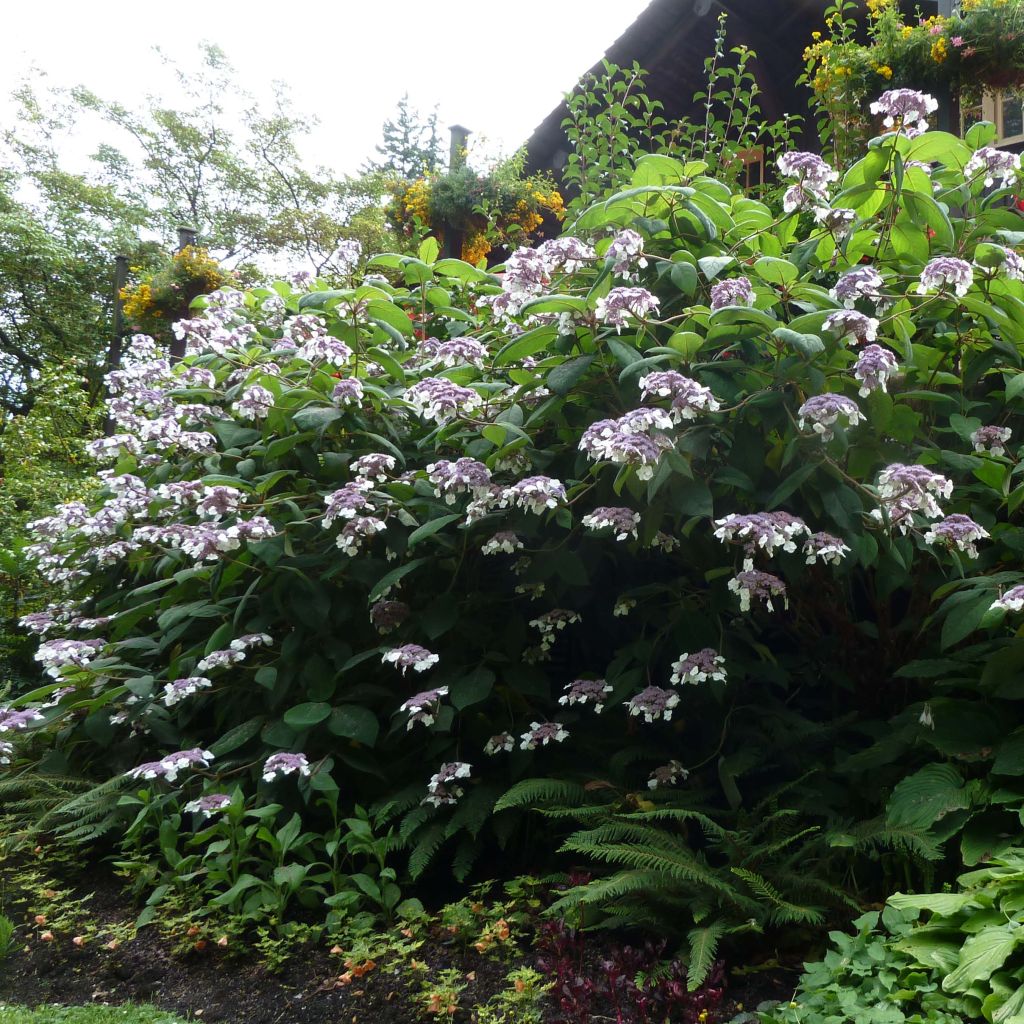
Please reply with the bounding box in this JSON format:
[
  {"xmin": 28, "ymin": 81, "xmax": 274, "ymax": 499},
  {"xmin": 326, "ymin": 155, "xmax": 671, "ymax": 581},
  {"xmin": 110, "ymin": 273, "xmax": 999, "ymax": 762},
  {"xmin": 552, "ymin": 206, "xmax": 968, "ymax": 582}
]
[
  {"xmin": 751, "ymin": 906, "xmax": 967, "ymax": 1024},
  {"xmin": 0, "ymin": 912, "xmax": 15, "ymax": 959},
  {"xmin": 560, "ymin": 16, "xmax": 800, "ymax": 219},
  {"xmin": 887, "ymin": 848, "xmax": 1024, "ymax": 1023},
  {"xmin": 0, "ymin": 1008, "xmax": 186, "ymax": 1024},
  {"xmin": 367, "ymin": 92, "xmax": 444, "ymax": 179},
  {"xmin": 8, "ymin": 87, "xmax": 1024, "ymax": 964}
]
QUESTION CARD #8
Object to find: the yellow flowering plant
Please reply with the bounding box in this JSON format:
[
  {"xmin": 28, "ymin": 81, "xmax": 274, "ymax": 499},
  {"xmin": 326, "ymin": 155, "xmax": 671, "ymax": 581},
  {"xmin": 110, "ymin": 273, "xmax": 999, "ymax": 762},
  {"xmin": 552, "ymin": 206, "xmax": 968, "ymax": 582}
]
[
  {"xmin": 387, "ymin": 153, "xmax": 563, "ymax": 266},
  {"xmin": 805, "ymin": 0, "xmax": 1024, "ymax": 143},
  {"xmin": 120, "ymin": 246, "xmax": 231, "ymax": 338}
]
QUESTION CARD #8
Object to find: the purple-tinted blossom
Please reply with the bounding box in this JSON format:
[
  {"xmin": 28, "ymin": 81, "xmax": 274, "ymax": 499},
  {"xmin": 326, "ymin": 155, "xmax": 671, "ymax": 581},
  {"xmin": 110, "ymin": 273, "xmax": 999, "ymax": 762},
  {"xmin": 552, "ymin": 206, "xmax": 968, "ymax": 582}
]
[
  {"xmin": 581, "ymin": 506, "xmax": 640, "ymax": 541},
  {"xmin": 777, "ymin": 151, "xmax": 838, "ymax": 192},
  {"xmin": 225, "ymin": 517, "xmax": 275, "ymax": 544},
  {"xmin": 670, "ymin": 649, "xmax": 726, "ymax": 686},
  {"xmin": 579, "ymin": 415, "xmax": 672, "ymax": 481},
  {"xmin": 854, "ymin": 345, "xmax": 898, "ymax": 396},
  {"xmin": 710, "ymin": 277, "xmax": 755, "ymax": 310},
  {"xmin": 127, "ymin": 747, "xmax": 213, "ymax": 784},
  {"xmin": 323, "ymin": 483, "xmax": 374, "ymax": 527},
  {"xmin": 183, "ymin": 793, "xmax": 232, "ymax": 819},
  {"xmin": 403, "ymin": 377, "xmax": 482, "ymax": 423},
  {"xmin": 972, "ymin": 425, "xmax": 1012, "ymax": 456},
  {"xmin": 648, "ymin": 761, "xmax": 689, "ymax": 789},
  {"xmin": 337, "ymin": 515, "xmax": 386, "ymax": 555},
  {"xmin": 924, "ymin": 514, "xmax": 989, "ymax": 558},
  {"xmin": 434, "ymin": 338, "xmax": 487, "ymax": 369},
  {"xmin": 197, "ymin": 486, "xmax": 242, "ymax": 520},
  {"xmin": 803, "ymin": 531, "xmax": 850, "ymax": 565},
  {"xmin": 918, "ymin": 257, "xmax": 973, "ymax": 298},
  {"xmin": 638, "ymin": 371, "xmax": 720, "ymax": 421},
  {"xmin": 481, "ymin": 246, "xmax": 549, "ymax": 319},
  {"xmin": 86, "ymin": 434, "xmax": 143, "ymax": 461},
  {"xmin": 285, "ymin": 268, "xmax": 314, "ymax": 289},
  {"xmin": 35, "ymin": 638, "xmax": 105, "ymax": 678},
  {"xmin": 728, "ymin": 570, "xmax": 788, "ymax": 612},
  {"xmin": 876, "ymin": 464, "xmax": 952, "ymax": 521},
  {"xmin": 830, "ymin": 266, "xmax": 885, "ymax": 309},
  {"xmin": 332, "ymin": 378, "xmax": 364, "ymax": 406},
  {"xmin": 426, "ymin": 458, "xmax": 491, "ymax": 503},
  {"xmin": 822, "ymin": 310, "xmax": 878, "ymax": 344},
  {"xmin": 481, "ymin": 531, "xmax": 523, "ymax": 556},
  {"xmin": 538, "ymin": 236, "xmax": 596, "ymax": 274},
  {"xmin": 263, "ymin": 752, "xmax": 311, "ymax": 782},
  {"xmin": 233, "ymin": 385, "xmax": 274, "ymax": 420},
  {"xmin": 484, "ymin": 733, "xmax": 515, "ymax": 755},
  {"xmin": 0, "ymin": 708, "xmax": 44, "ymax": 733},
  {"xmin": 815, "ymin": 206, "xmax": 857, "ymax": 236},
  {"xmin": 352, "ymin": 453, "xmax": 396, "ymax": 482},
  {"xmin": 399, "ymin": 687, "xmax": 449, "ymax": 730},
  {"xmin": 229, "ymin": 633, "xmax": 273, "ymax": 653},
  {"xmin": 19, "ymin": 610, "xmax": 59, "ymax": 635},
  {"xmin": 519, "ymin": 721, "xmax": 569, "ymax": 750},
  {"xmin": 870, "ymin": 89, "xmax": 938, "ymax": 136},
  {"xmin": 986, "ymin": 245, "xmax": 1024, "ymax": 282},
  {"xmin": 0, "ymin": 741, "xmax": 13, "ymax": 765},
  {"xmin": 993, "ymin": 585, "xmax": 1024, "ymax": 613},
  {"xmin": 196, "ymin": 648, "xmax": 246, "ymax": 673},
  {"xmin": 500, "ymin": 476, "xmax": 566, "ymax": 514},
  {"xmin": 162, "ymin": 676, "xmax": 212, "ymax": 707},
  {"xmin": 333, "ymin": 238, "xmax": 363, "ymax": 273},
  {"xmin": 625, "ymin": 686, "xmax": 680, "ymax": 723},
  {"xmin": 423, "ymin": 761, "xmax": 471, "ymax": 807},
  {"xmin": 782, "ymin": 184, "xmax": 826, "ymax": 215},
  {"xmin": 798, "ymin": 394, "xmax": 864, "ymax": 440},
  {"xmin": 965, "ymin": 146, "xmax": 1020, "ymax": 188},
  {"xmin": 297, "ymin": 334, "xmax": 353, "ymax": 365},
  {"xmin": 382, "ymin": 644, "xmax": 439, "ymax": 675},
  {"xmin": 594, "ymin": 287, "xmax": 660, "ymax": 331},
  {"xmin": 559, "ymin": 678, "xmax": 612, "ymax": 712},
  {"xmin": 282, "ymin": 313, "xmax": 327, "ymax": 344},
  {"xmin": 713, "ymin": 512, "xmax": 810, "ymax": 559},
  {"xmin": 605, "ymin": 229, "xmax": 647, "ymax": 277}
]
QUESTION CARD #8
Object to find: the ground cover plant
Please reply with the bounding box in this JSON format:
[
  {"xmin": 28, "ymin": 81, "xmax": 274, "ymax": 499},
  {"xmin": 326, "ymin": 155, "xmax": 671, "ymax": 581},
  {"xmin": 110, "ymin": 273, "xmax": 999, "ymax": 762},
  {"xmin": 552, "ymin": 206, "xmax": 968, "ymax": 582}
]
[{"xmin": 6, "ymin": 70, "xmax": 1024, "ymax": 1019}]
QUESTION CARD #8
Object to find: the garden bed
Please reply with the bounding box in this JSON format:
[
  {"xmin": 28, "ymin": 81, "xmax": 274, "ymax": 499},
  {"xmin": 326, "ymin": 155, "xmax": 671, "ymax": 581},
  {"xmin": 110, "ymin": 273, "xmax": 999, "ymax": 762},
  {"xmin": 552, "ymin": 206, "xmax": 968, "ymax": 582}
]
[{"xmin": 0, "ymin": 857, "xmax": 793, "ymax": 1023}]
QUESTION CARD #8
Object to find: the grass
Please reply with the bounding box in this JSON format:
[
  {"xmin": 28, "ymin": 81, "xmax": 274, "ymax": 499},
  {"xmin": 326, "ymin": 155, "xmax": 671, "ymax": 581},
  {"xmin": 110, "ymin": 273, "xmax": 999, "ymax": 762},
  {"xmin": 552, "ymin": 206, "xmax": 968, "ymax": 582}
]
[{"xmin": 0, "ymin": 1007, "xmax": 186, "ymax": 1023}]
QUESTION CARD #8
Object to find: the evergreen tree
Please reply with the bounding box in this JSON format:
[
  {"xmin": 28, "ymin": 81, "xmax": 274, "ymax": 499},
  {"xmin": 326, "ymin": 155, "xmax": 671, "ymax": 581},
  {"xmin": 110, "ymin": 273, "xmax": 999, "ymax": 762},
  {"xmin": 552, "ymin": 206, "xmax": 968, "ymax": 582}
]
[{"xmin": 369, "ymin": 93, "xmax": 443, "ymax": 178}]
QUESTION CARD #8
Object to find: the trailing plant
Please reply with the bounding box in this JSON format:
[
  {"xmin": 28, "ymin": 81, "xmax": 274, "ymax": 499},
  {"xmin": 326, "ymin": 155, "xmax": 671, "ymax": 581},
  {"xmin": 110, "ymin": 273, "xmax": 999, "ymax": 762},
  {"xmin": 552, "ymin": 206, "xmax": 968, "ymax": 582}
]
[
  {"xmin": 388, "ymin": 152, "xmax": 563, "ymax": 265},
  {"xmin": 120, "ymin": 246, "xmax": 233, "ymax": 340},
  {"xmin": 803, "ymin": 0, "xmax": 1024, "ymax": 165}
]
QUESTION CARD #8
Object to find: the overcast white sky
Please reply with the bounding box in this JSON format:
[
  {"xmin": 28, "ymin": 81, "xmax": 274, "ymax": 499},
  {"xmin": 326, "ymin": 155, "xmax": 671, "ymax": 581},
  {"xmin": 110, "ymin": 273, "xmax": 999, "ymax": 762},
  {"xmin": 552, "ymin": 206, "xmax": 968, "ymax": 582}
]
[{"xmin": 0, "ymin": 0, "xmax": 653, "ymax": 177}]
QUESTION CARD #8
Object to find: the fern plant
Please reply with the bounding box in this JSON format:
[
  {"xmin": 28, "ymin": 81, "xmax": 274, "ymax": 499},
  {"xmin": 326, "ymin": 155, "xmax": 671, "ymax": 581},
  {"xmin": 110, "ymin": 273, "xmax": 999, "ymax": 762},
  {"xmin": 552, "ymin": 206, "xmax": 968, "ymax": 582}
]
[{"xmin": 497, "ymin": 780, "xmax": 856, "ymax": 989}]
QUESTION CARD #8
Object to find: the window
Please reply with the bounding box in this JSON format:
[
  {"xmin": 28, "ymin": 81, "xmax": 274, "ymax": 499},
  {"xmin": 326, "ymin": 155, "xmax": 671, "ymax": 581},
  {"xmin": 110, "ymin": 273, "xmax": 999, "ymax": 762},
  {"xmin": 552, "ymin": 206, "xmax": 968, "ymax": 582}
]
[{"xmin": 962, "ymin": 90, "xmax": 1024, "ymax": 145}]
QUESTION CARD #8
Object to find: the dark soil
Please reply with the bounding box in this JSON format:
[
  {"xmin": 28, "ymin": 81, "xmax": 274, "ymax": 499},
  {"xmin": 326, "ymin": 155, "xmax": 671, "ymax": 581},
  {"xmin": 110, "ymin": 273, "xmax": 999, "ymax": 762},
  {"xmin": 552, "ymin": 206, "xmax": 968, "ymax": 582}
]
[{"xmin": 0, "ymin": 858, "xmax": 798, "ymax": 1023}]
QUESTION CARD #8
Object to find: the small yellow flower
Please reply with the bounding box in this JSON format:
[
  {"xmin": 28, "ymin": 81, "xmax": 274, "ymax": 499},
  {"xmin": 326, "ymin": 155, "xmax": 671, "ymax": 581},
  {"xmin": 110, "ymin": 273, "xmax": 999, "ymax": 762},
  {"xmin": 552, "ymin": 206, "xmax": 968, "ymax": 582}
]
[
  {"xmin": 931, "ymin": 36, "xmax": 949, "ymax": 62},
  {"xmin": 877, "ymin": 64, "xmax": 893, "ymax": 78}
]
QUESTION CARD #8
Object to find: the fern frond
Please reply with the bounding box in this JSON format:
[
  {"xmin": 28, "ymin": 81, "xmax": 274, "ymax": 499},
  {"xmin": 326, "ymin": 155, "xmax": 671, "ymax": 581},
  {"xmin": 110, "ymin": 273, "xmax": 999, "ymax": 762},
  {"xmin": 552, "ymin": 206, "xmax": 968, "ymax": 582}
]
[
  {"xmin": 493, "ymin": 778, "xmax": 586, "ymax": 812},
  {"xmin": 731, "ymin": 868, "xmax": 824, "ymax": 925},
  {"xmin": 687, "ymin": 920, "xmax": 727, "ymax": 989}
]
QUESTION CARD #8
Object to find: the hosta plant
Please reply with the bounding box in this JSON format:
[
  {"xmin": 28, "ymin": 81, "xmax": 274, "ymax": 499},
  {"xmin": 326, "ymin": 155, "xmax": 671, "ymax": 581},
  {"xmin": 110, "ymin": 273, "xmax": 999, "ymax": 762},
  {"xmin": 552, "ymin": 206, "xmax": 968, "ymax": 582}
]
[{"xmin": 7, "ymin": 92, "xmax": 1024, "ymax": 952}]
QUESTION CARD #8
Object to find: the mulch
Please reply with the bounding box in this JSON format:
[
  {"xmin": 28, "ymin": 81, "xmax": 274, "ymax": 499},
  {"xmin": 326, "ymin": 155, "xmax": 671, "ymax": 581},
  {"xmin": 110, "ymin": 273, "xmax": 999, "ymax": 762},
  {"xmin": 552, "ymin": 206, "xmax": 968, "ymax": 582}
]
[{"xmin": 0, "ymin": 859, "xmax": 797, "ymax": 1023}]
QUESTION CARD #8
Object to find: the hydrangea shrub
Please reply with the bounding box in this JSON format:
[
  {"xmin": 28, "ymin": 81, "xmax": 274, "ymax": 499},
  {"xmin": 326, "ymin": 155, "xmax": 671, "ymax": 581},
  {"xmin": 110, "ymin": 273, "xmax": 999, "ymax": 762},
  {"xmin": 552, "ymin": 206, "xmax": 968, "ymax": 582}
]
[{"xmin": 11, "ymin": 96, "xmax": 1024, "ymax": 895}]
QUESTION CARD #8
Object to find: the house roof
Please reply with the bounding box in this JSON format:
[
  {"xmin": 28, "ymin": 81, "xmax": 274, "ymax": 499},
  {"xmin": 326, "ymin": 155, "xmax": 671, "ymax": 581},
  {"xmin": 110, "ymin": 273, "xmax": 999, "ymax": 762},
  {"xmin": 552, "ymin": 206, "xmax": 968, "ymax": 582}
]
[{"xmin": 524, "ymin": 0, "xmax": 846, "ymax": 177}]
